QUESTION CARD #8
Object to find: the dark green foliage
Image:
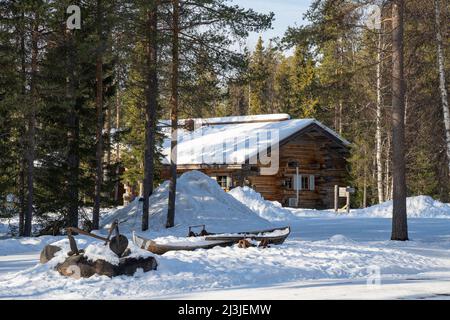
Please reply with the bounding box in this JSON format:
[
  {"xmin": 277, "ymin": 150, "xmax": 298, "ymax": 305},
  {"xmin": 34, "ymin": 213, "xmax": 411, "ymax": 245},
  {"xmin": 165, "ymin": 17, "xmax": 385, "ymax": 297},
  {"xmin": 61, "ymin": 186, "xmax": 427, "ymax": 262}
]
[{"xmin": 2, "ymin": 0, "xmax": 447, "ymax": 235}]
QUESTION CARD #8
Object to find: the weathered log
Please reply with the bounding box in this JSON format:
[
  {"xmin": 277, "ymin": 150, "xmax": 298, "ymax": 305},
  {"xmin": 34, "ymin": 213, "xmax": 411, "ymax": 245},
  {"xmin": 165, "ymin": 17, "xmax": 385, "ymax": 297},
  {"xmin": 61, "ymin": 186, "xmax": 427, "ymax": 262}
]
[
  {"xmin": 56, "ymin": 255, "xmax": 112, "ymax": 278},
  {"xmin": 56, "ymin": 254, "xmax": 157, "ymax": 278},
  {"xmin": 39, "ymin": 245, "xmax": 62, "ymax": 264}
]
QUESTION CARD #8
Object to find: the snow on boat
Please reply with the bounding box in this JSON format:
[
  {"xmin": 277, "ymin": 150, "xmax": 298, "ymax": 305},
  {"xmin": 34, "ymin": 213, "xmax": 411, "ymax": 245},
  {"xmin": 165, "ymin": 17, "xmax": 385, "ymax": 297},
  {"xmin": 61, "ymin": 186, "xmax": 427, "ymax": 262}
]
[
  {"xmin": 205, "ymin": 226, "xmax": 290, "ymax": 245},
  {"xmin": 132, "ymin": 232, "xmax": 235, "ymax": 255},
  {"xmin": 132, "ymin": 226, "xmax": 290, "ymax": 255}
]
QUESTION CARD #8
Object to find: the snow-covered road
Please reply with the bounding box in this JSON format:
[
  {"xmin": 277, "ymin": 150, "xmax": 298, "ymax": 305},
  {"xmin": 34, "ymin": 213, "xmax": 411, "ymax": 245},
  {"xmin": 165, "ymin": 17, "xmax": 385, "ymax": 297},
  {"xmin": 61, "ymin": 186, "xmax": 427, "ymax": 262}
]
[{"xmin": 2, "ymin": 217, "xmax": 450, "ymax": 299}]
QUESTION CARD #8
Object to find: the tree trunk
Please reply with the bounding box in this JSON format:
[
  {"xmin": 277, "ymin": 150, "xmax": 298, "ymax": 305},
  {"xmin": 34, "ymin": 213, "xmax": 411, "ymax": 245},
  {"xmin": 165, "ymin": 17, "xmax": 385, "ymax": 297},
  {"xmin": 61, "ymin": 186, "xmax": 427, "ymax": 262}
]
[
  {"xmin": 435, "ymin": 0, "xmax": 450, "ymax": 176},
  {"xmin": 19, "ymin": 160, "xmax": 26, "ymax": 236},
  {"xmin": 142, "ymin": 1, "xmax": 159, "ymax": 231},
  {"xmin": 391, "ymin": 0, "xmax": 408, "ymax": 241},
  {"xmin": 338, "ymin": 39, "xmax": 343, "ymax": 135},
  {"xmin": 93, "ymin": 0, "xmax": 104, "ymax": 230},
  {"xmin": 376, "ymin": 30, "xmax": 384, "ymax": 204},
  {"xmin": 105, "ymin": 101, "xmax": 111, "ymax": 177},
  {"xmin": 114, "ymin": 91, "xmax": 121, "ymax": 203},
  {"xmin": 166, "ymin": 0, "xmax": 179, "ymax": 229},
  {"xmin": 67, "ymin": 30, "xmax": 79, "ymax": 229},
  {"xmin": 24, "ymin": 13, "xmax": 39, "ymax": 237},
  {"xmin": 19, "ymin": 11, "xmax": 26, "ymax": 236}
]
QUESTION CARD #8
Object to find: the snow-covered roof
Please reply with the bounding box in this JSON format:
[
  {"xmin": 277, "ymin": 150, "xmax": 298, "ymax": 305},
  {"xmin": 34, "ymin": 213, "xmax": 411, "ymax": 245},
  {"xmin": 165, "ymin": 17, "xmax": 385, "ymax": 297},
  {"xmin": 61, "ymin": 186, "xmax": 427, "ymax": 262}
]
[
  {"xmin": 161, "ymin": 114, "xmax": 350, "ymax": 165},
  {"xmin": 159, "ymin": 113, "xmax": 291, "ymax": 128}
]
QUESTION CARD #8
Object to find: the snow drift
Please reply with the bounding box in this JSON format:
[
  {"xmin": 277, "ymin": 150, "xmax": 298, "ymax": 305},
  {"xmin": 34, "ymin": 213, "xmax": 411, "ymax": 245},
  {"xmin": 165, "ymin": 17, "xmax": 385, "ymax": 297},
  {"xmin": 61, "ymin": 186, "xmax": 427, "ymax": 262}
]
[
  {"xmin": 228, "ymin": 186, "xmax": 450, "ymax": 219},
  {"xmin": 102, "ymin": 171, "xmax": 271, "ymax": 234},
  {"xmin": 228, "ymin": 186, "xmax": 294, "ymax": 221},
  {"xmin": 290, "ymin": 195, "xmax": 450, "ymax": 219},
  {"xmin": 353, "ymin": 195, "xmax": 450, "ymax": 218}
]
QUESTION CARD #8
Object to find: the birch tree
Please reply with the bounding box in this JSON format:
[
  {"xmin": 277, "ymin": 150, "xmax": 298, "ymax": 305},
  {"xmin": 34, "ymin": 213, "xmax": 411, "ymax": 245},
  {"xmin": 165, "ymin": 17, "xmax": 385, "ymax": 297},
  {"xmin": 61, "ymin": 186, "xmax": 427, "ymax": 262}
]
[
  {"xmin": 434, "ymin": 0, "xmax": 450, "ymax": 176},
  {"xmin": 375, "ymin": 13, "xmax": 384, "ymax": 204}
]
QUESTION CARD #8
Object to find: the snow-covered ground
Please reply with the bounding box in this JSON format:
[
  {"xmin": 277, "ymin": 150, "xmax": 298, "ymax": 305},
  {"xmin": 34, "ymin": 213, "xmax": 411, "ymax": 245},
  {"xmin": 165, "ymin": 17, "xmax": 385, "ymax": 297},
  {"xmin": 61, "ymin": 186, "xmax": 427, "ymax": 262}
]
[{"xmin": 1, "ymin": 171, "xmax": 450, "ymax": 300}]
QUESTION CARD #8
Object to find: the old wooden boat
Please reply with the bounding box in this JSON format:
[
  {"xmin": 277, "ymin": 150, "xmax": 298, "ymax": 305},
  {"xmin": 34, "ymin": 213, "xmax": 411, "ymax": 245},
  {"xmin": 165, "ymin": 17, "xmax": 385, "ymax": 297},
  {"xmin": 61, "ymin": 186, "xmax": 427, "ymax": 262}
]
[
  {"xmin": 132, "ymin": 226, "xmax": 290, "ymax": 255},
  {"xmin": 205, "ymin": 226, "xmax": 291, "ymax": 245},
  {"xmin": 132, "ymin": 232, "xmax": 235, "ymax": 255}
]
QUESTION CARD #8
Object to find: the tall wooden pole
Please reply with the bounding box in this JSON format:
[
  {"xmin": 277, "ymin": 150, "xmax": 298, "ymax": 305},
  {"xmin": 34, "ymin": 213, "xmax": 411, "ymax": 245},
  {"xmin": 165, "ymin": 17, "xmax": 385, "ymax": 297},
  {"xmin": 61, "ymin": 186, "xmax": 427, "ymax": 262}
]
[{"xmin": 334, "ymin": 185, "xmax": 338, "ymax": 212}]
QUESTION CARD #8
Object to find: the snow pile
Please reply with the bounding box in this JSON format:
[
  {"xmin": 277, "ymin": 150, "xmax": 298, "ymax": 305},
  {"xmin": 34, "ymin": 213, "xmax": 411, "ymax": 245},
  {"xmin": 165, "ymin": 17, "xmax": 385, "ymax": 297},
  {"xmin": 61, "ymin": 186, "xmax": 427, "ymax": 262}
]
[
  {"xmin": 84, "ymin": 243, "xmax": 121, "ymax": 265},
  {"xmin": 284, "ymin": 195, "xmax": 450, "ymax": 219},
  {"xmin": 102, "ymin": 171, "xmax": 272, "ymax": 234},
  {"xmin": 82, "ymin": 241, "xmax": 153, "ymax": 265},
  {"xmin": 228, "ymin": 187, "xmax": 450, "ymax": 220},
  {"xmin": 228, "ymin": 186, "xmax": 294, "ymax": 221},
  {"xmin": 353, "ymin": 196, "xmax": 450, "ymax": 218}
]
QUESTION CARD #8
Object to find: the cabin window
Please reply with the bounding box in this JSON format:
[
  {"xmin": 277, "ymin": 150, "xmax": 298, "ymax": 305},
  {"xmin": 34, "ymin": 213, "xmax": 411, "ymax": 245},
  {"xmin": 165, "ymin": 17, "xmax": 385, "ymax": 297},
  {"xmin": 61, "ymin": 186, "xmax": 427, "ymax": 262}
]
[
  {"xmin": 309, "ymin": 175, "xmax": 315, "ymax": 190},
  {"xmin": 285, "ymin": 175, "xmax": 315, "ymax": 191},
  {"xmin": 216, "ymin": 176, "xmax": 231, "ymax": 190},
  {"xmin": 283, "ymin": 178, "xmax": 293, "ymax": 189},
  {"xmin": 302, "ymin": 175, "xmax": 315, "ymax": 191},
  {"xmin": 301, "ymin": 176, "xmax": 309, "ymax": 190}
]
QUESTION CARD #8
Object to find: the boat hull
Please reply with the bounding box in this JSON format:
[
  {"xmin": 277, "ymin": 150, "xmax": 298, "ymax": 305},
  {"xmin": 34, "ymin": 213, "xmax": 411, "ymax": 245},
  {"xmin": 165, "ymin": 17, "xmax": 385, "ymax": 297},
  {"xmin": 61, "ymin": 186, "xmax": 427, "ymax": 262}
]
[
  {"xmin": 133, "ymin": 226, "xmax": 290, "ymax": 255},
  {"xmin": 205, "ymin": 226, "xmax": 290, "ymax": 245},
  {"xmin": 133, "ymin": 233, "xmax": 235, "ymax": 255}
]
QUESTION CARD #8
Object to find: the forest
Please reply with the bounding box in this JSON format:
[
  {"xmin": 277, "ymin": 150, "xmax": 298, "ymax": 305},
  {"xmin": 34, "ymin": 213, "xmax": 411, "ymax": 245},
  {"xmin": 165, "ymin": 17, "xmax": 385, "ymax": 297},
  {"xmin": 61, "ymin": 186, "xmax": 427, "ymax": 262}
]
[{"xmin": 0, "ymin": 0, "xmax": 449, "ymax": 239}]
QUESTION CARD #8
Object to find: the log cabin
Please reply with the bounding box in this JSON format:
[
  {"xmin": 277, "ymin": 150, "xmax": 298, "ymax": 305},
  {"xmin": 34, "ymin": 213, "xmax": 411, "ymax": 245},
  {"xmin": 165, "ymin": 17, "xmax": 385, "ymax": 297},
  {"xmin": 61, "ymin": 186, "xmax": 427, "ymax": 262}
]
[{"xmin": 159, "ymin": 114, "xmax": 350, "ymax": 209}]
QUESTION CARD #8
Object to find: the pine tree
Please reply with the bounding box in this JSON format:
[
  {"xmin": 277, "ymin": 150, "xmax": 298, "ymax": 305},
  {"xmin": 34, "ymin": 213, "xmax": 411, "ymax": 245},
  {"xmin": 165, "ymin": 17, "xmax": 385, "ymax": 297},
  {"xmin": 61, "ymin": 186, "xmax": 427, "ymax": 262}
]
[
  {"xmin": 93, "ymin": 0, "xmax": 105, "ymax": 230},
  {"xmin": 248, "ymin": 37, "xmax": 269, "ymax": 114},
  {"xmin": 289, "ymin": 45, "xmax": 319, "ymax": 118},
  {"xmin": 166, "ymin": 0, "xmax": 179, "ymax": 229},
  {"xmin": 391, "ymin": 0, "xmax": 408, "ymax": 241},
  {"xmin": 163, "ymin": 0, "xmax": 273, "ymax": 227},
  {"xmin": 142, "ymin": 0, "xmax": 159, "ymax": 231}
]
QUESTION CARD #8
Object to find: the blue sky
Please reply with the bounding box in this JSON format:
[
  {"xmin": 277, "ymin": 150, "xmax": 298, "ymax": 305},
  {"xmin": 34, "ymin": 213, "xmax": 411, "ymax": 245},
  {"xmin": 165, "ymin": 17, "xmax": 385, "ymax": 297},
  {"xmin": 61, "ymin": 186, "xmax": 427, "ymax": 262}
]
[{"xmin": 233, "ymin": 0, "xmax": 312, "ymax": 49}]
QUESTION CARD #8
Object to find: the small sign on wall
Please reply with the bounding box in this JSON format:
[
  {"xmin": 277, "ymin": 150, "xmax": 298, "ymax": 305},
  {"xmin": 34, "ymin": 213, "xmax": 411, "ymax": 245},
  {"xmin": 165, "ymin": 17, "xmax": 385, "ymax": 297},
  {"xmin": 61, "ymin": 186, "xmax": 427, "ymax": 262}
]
[
  {"xmin": 339, "ymin": 187, "xmax": 355, "ymax": 197},
  {"xmin": 335, "ymin": 185, "xmax": 355, "ymax": 213}
]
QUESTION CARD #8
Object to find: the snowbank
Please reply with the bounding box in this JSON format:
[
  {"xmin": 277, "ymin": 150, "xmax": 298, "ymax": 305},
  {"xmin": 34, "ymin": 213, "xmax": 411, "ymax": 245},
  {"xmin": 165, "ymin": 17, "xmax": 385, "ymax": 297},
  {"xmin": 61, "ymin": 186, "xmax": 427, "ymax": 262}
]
[
  {"xmin": 229, "ymin": 186, "xmax": 450, "ymax": 220},
  {"xmin": 228, "ymin": 187, "xmax": 294, "ymax": 222},
  {"xmin": 289, "ymin": 196, "xmax": 450, "ymax": 219},
  {"xmin": 102, "ymin": 171, "xmax": 272, "ymax": 234},
  {"xmin": 353, "ymin": 196, "xmax": 450, "ymax": 218}
]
